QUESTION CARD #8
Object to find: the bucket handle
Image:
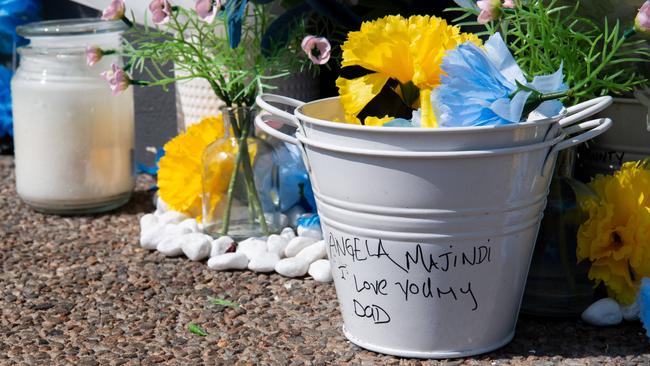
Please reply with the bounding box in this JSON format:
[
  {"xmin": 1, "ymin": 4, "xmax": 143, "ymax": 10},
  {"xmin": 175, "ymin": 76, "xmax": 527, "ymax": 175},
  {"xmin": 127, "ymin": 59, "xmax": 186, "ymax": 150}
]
[
  {"xmin": 558, "ymin": 96, "xmax": 613, "ymax": 128},
  {"xmin": 255, "ymin": 113, "xmax": 299, "ymax": 145},
  {"xmin": 255, "ymin": 94, "xmax": 304, "ymax": 127},
  {"xmin": 541, "ymin": 117, "xmax": 613, "ymax": 176}
]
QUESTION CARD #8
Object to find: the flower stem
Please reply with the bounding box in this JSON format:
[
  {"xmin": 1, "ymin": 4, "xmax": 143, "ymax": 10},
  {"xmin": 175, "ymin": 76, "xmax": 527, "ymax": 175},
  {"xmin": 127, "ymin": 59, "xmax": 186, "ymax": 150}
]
[
  {"xmin": 240, "ymin": 142, "xmax": 269, "ymax": 235},
  {"xmin": 220, "ymin": 140, "xmax": 244, "ymax": 236}
]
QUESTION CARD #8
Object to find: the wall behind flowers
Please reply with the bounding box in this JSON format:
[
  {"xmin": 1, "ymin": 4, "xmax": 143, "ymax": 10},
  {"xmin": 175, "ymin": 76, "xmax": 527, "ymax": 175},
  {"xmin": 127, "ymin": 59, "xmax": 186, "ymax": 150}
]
[{"xmin": 0, "ymin": 0, "xmax": 177, "ymax": 168}]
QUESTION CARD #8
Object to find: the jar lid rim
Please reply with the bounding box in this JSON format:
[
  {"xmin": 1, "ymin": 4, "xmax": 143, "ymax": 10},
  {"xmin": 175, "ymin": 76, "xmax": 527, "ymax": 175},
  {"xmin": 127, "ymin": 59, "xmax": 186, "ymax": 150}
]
[{"xmin": 17, "ymin": 18, "xmax": 128, "ymax": 38}]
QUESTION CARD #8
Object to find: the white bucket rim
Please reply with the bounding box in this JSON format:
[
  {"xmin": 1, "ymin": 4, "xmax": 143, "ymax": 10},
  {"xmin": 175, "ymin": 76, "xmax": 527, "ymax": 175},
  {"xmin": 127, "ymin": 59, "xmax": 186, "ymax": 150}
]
[
  {"xmin": 294, "ymin": 96, "xmax": 565, "ymax": 134},
  {"xmin": 314, "ymin": 189, "xmax": 549, "ymax": 217},
  {"xmin": 321, "ymin": 213, "xmax": 543, "ymax": 241},
  {"xmin": 297, "ymin": 130, "xmax": 567, "ymax": 158}
]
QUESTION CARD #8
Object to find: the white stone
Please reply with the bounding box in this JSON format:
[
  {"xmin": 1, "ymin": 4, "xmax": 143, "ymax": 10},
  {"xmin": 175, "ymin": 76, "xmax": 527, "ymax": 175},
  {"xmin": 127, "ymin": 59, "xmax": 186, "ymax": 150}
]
[
  {"xmin": 296, "ymin": 240, "xmax": 326, "ymax": 264},
  {"xmin": 275, "ymin": 257, "xmax": 310, "ymax": 277},
  {"xmin": 248, "ymin": 252, "xmax": 281, "ymax": 273},
  {"xmin": 287, "ymin": 206, "xmax": 306, "ymax": 227},
  {"xmin": 284, "ymin": 236, "xmax": 318, "ymax": 258},
  {"xmin": 621, "ymin": 301, "xmax": 640, "ymax": 321},
  {"xmin": 180, "ymin": 233, "xmax": 212, "ymax": 261},
  {"xmin": 157, "ymin": 210, "xmax": 189, "ymax": 226},
  {"xmin": 178, "ymin": 218, "xmax": 200, "ymax": 233},
  {"xmin": 140, "ymin": 213, "xmax": 158, "ymax": 232},
  {"xmin": 157, "ymin": 236, "xmax": 183, "ymax": 257},
  {"xmin": 155, "ymin": 196, "xmax": 170, "ymax": 215},
  {"xmin": 581, "ymin": 298, "xmax": 623, "ymax": 326},
  {"xmin": 236, "ymin": 237, "xmax": 268, "ymax": 260},
  {"xmin": 267, "ymin": 234, "xmax": 290, "ymax": 258},
  {"xmin": 207, "ymin": 252, "xmax": 249, "ymax": 271},
  {"xmin": 308, "ymin": 259, "xmax": 332, "ymax": 282},
  {"xmin": 210, "ymin": 236, "xmax": 235, "ymax": 258},
  {"xmin": 280, "ymin": 227, "xmax": 296, "ymax": 241},
  {"xmin": 297, "ymin": 226, "xmax": 323, "ymax": 240},
  {"xmin": 140, "ymin": 223, "xmax": 191, "ymax": 250}
]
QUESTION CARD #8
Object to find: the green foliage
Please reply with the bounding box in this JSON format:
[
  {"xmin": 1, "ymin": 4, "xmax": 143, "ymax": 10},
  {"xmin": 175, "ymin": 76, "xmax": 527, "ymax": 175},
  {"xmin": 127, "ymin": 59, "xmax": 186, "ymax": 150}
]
[
  {"xmin": 187, "ymin": 323, "xmax": 208, "ymax": 336},
  {"xmin": 448, "ymin": 0, "xmax": 650, "ymax": 104},
  {"xmin": 122, "ymin": 4, "xmax": 308, "ymax": 107},
  {"xmin": 207, "ymin": 296, "xmax": 241, "ymax": 308}
]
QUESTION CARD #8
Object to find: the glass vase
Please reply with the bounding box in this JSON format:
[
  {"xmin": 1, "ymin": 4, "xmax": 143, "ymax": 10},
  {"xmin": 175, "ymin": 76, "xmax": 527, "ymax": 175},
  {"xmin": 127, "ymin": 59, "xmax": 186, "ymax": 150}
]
[
  {"xmin": 201, "ymin": 106, "xmax": 281, "ymax": 239},
  {"xmin": 522, "ymin": 149, "xmax": 599, "ymax": 316}
]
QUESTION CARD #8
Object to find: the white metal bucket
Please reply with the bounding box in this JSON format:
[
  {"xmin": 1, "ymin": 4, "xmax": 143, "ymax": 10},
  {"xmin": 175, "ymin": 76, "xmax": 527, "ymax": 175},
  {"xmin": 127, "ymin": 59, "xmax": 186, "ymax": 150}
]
[
  {"xmin": 256, "ymin": 94, "xmax": 612, "ymax": 151},
  {"xmin": 255, "ymin": 112, "xmax": 612, "ymax": 358}
]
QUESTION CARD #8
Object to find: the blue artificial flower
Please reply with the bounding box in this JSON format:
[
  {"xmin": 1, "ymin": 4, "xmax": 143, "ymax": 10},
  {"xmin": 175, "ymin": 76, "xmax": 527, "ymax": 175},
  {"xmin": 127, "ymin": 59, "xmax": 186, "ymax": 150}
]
[
  {"xmin": 255, "ymin": 141, "xmax": 316, "ymax": 213},
  {"xmin": 0, "ymin": 0, "xmax": 41, "ymax": 54},
  {"xmin": 639, "ymin": 278, "xmax": 650, "ymax": 341},
  {"xmin": 296, "ymin": 213, "xmax": 320, "ymax": 229},
  {"xmin": 0, "ymin": 65, "xmax": 12, "ymax": 138},
  {"xmin": 434, "ymin": 32, "xmax": 568, "ymax": 127}
]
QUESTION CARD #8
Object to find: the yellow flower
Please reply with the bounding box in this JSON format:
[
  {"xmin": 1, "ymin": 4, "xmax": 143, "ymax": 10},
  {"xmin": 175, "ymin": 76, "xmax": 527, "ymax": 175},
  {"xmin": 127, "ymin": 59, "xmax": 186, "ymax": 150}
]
[
  {"xmin": 577, "ymin": 161, "xmax": 650, "ymax": 304},
  {"xmin": 158, "ymin": 115, "xmax": 228, "ymax": 218},
  {"xmin": 336, "ymin": 15, "xmax": 480, "ymax": 127}
]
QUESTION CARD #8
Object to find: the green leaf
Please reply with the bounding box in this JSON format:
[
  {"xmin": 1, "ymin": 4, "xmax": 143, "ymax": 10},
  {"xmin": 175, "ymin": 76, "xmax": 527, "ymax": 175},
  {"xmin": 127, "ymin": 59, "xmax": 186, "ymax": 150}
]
[
  {"xmin": 188, "ymin": 323, "xmax": 208, "ymax": 337},
  {"xmin": 208, "ymin": 297, "xmax": 241, "ymax": 308}
]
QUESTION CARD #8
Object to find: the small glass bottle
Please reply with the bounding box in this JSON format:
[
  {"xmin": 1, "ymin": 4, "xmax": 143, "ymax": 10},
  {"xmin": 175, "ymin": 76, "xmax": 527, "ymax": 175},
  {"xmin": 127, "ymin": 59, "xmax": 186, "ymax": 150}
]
[
  {"xmin": 11, "ymin": 19, "xmax": 135, "ymax": 214},
  {"xmin": 201, "ymin": 106, "xmax": 281, "ymax": 239}
]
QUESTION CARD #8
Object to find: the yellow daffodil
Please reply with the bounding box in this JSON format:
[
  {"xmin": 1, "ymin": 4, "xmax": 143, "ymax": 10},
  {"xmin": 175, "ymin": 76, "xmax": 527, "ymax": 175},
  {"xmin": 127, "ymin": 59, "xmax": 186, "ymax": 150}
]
[
  {"xmin": 336, "ymin": 15, "xmax": 480, "ymax": 127},
  {"xmin": 158, "ymin": 115, "xmax": 229, "ymax": 218},
  {"xmin": 577, "ymin": 161, "xmax": 650, "ymax": 304}
]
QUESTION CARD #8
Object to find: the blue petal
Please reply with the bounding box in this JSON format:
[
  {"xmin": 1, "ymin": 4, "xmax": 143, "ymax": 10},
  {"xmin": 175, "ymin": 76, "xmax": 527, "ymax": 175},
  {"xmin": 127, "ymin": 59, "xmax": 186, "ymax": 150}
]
[
  {"xmin": 484, "ymin": 33, "xmax": 526, "ymax": 85},
  {"xmin": 383, "ymin": 118, "xmax": 415, "ymax": 127},
  {"xmin": 530, "ymin": 63, "xmax": 568, "ymax": 94},
  {"xmin": 491, "ymin": 90, "xmax": 531, "ymax": 123}
]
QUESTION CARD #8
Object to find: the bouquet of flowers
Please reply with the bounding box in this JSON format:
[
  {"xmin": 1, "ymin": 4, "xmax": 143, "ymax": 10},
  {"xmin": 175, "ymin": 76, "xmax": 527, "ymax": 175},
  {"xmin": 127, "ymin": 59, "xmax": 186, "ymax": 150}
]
[{"xmin": 94, "ymin": 0, "xmax": 326, "ymax": 237}]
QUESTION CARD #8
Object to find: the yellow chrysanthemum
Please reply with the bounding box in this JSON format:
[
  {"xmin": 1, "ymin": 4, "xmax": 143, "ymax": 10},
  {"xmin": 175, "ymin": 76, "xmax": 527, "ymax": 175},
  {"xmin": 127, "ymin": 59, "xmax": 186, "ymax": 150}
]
[
  {"xmin": 158, "ymin": 115, "xmax": 228, "ymax": 218},
  {"xmin": 577, "ymin": 161, "xmax": 650, "ymax": 304},
  {"xmin": 336, "ymin": 15, "xmax": 481, "ymax": 127}
]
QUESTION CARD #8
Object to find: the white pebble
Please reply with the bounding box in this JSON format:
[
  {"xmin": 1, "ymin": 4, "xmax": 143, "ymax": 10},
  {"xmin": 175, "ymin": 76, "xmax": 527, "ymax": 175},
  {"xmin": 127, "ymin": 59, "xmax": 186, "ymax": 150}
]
[
  {"xmin": 140, "ymin": 224, "xmax": 191, "ymax": 250},
  {"xmin": 211, "ymin": 236, "xmax": 235, "ymax": 257},
  {"xmin": 581, "ymin": 298, "xmax": 623, "ymax": 326},
  {"xmin": 275, "ymin": 257, "xmax": 310, "ymax": 277},
  {"xmin": 267, "ymin": 235, "xmax": 290, "ymax": 258},
  {"xmin": 622, "ymin": 301, "xmax": 640, "ymax": 321},
  {"xmin": 248, "ymin": 252, "xmax": 281, "ymax": 273},
  {"xmin": 157, "ymin": 236, "xmax": 183, "ymax": 257},
  {"xmin": 297, "ymin": 226, "xmax": 323, "ymax": 240},
  {"xmin": 280, "ymin": 227, "xmax": 296, "ymax": 241},
  {"xmin": 178, "ymin": 218, "xmax": 200, "ymax": 233},
  {"xmin": 157, "ymin": 211, "xmax": 189, "ymax": 226},
  {"xmin": 236, "ymin": 237, "xmax": 268, "ymax": 260},
  {"xmin": 155, "ymin": 196, "xmax": 169, "ymax": 215},
  {"xmin": 207, "ymin": 252, "xmax": 249, "ymax": 271},
  {"xmin": 285, "ymin": 236, "xmax": 318, "ymax": 258},
  {"xmin": 140, "ymin": 213, "xmax": 158, "ymax": 232},
  {"xmin": 180, "ymin": 233, "xmax": 212, "ymax": 261},
  {"xmin": 296, "ymin": 240, "xmax": 326, "ymax": 264},
  {"xmin": 308, "ymin": 259, "xmax": 332, "ymax": 282}
]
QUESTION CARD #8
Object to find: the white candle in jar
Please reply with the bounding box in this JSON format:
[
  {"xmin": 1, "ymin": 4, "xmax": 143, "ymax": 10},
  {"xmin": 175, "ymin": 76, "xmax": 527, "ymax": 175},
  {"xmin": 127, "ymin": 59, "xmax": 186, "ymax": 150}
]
[{"xmin": 11, "ymin": 19, "xmax": 135, "ymax": 213}]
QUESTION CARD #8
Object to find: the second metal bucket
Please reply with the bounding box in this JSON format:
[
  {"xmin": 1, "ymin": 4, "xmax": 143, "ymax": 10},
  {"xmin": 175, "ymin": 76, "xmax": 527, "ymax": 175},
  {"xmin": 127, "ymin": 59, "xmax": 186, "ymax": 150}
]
[{"xmin": 255, "ymin": 108, "xmax": 612, "ymax": 358}]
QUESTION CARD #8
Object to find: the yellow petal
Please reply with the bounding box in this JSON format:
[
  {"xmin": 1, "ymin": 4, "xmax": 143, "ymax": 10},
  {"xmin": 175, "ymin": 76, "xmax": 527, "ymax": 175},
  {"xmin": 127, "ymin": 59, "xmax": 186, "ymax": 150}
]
[{"xmin": 336, "ymin": 73, "xmax": 390, "ymax": 124}]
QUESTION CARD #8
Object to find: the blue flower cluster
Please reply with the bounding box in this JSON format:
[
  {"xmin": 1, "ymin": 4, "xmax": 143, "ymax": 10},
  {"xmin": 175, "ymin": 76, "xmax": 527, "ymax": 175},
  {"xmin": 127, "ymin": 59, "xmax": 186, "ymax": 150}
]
[
  {"xmin": 435, "ymin": 33, "xmax": 568, "ymax": 127},
  {"xmin": 0, "ymin": 0, "xmax": 41, "ymax": 139},
  {"xmin": 0, "ymin": 0, "xmax": 41, "ymax": 54}
]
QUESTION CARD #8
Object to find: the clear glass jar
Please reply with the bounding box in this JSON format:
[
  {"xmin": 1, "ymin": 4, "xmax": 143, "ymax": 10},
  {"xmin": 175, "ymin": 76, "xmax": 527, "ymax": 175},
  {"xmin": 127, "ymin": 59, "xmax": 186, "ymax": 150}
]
[
  {"xmin": 11, "ymin": 19, "xmax": 135, "ymax": 214},
  {"xmin": 201, "ymin": 107, "xmax": 281, "ymax": 239}
]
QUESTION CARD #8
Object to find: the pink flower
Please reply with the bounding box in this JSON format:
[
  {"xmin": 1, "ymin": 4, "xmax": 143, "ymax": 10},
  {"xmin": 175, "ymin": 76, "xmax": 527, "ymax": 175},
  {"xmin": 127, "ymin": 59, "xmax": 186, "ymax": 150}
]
[
  {"xmin": 502, "ymin": 0, "xmax": 515, "ymax": 9},
  {"xmin": 196, "ymin": 0, "xmax": 220, "ymax": 23},
  {"xmin": 149, "ymin": 0, "xmax": 173, "ymax": 25},
  {"xmin": 102, "ymin": 0, "xmax": 126, "ymax": 21},
  {"xmin": 85, "ymin": 46, "xmax": 104, "ymax": 66},
  {"xmin": 477, "ymin": 0, "xmax": 502, "ymax": 24},
  {"xmin": 101, "ymin": 64, "xmax": 131, "ymax": 96},
  {"xmin": 636, "ymin": 1, "xmax": 650, "ymax": 34},
  {"xmin": 301, "ymin": 36, "xmax": 331, "ymax": 65}
]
